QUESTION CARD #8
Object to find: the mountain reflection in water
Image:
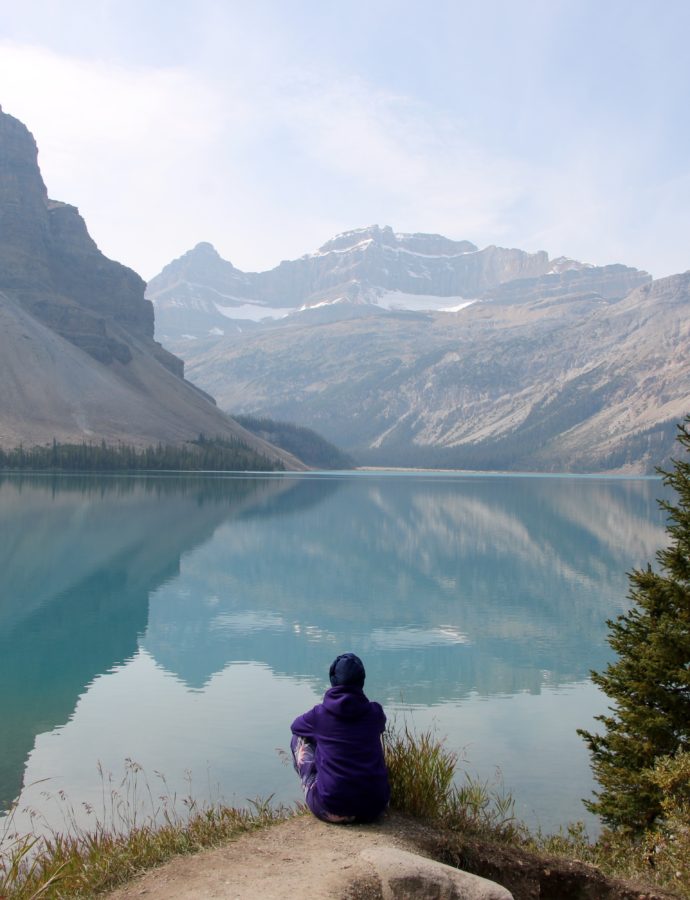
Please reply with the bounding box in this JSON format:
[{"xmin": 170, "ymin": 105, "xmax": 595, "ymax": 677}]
[{"xmin": 0, "ymin": 472, "xmax": 671, "ymax": 832}]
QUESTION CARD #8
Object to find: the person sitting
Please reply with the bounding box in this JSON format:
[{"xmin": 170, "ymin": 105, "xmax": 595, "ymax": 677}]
[{"xmin": 290, "ymin": 652, "xmax": 390, "ymax": 823}]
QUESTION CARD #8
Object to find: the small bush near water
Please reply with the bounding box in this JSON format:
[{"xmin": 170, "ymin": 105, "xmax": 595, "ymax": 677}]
[
  {"xmin": 527, "ymin": 750, "xmax": 690, "ymax": 899},
  {"xmin": 384, "ymin": 724, "xmax": 690, "ymax": 899},
  {"xmin": 383, "ymin": 722, "xmax": 519, "ymax": 840}
]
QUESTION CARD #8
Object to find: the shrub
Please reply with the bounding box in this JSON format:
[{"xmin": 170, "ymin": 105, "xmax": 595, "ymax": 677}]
[{"xmin": 641, "ymin": 750, "xmax": 690, "ymax": 895}]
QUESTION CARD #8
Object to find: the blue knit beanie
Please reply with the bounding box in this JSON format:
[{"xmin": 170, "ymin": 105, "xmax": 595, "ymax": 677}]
[{"xmin": 329, "ymin": 652, "xmax": 366, "ymax": 688}]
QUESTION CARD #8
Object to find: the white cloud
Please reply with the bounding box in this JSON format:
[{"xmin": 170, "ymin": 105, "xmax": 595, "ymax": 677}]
[{"xmin": 276, "ymin": 75, "xmax": 528, "ymax": 239}]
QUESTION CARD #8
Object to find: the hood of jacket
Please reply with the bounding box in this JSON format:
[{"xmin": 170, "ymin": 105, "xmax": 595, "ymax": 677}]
[{"xmin": 322, "ymin": 685, "xmax": 371, "ymax": 719}]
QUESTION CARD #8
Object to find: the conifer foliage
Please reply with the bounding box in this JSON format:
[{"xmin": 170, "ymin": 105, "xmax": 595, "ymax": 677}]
[
  {"xmin": 579, "ymin": 416, "xmax": 690, "ymax": 832},
  {"xmin": 0, "ymin": 435, "xmax": 284, "ymax": 472}
]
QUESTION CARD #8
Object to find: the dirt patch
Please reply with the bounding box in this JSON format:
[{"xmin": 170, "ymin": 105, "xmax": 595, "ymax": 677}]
[
  {"xmin": 105, "ymin": 813, "xmax": 418, "ymax": 900},
  {"xmin": 104, "ymin": 813, "xmax": 680, "ymax": 900}
]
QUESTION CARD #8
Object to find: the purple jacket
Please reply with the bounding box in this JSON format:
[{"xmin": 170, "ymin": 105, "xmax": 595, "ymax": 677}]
[{"xmin": 291, "ymin": 685, "xmax": 390, "ymax": 820}]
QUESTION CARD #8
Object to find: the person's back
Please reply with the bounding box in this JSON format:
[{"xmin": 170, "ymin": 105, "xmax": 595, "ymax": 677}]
[{"xmin": 290, "ymin": 653, "xmax": 390, "ymax": 823}]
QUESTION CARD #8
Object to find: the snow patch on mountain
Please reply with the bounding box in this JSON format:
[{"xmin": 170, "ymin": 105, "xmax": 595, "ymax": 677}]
[
  {"xmin": 213, "ymin": 289, "xmax": 477, "ymax": 320},
  {"xmin": 373, "ymin": 290, "xmax": 477, "ymax": 313},
  {"xmin": 216, "ymin": 302, "xmax": 293, "ymax": 322},
  {"xmin": 305, "ymin": 238, "xmax": 375, "ymax": 259}
]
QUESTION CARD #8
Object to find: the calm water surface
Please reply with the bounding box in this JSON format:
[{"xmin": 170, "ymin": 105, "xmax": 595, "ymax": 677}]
[{"xmin": 0, "ymin": 471, "xmax": 672, "ymax": 835}]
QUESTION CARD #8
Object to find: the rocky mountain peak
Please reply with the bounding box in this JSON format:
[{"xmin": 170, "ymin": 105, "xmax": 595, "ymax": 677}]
[
  {"xmin": 192, "ymin": 241, "xmax": 222, "ymax": 258},
  {"xmin": 315, "ymin": 225, "xmax": 477, "ymax": 257},
  {"xmin": 316, "ymin": 224, "xmax": 395, "ymax": 254},
  {"xmin": 149, "ymin": 241, "xmax": 248, "ymax": 309},
  {"xmin": 0, "ymin": 106, "xmax": 181, "ymax": 372},
  {"xmin": 159, "ymin": 241, "xmax": 242, "ymax": 277}
]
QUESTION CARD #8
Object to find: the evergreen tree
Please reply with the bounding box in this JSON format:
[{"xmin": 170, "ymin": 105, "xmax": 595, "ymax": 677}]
[
  {"xmin": 0, "ymin": 435, "xmax": 284, "ymax": 473},
  {"xmin": 578, "ymin": 416, "xmax": 690, "ymax": 832}
]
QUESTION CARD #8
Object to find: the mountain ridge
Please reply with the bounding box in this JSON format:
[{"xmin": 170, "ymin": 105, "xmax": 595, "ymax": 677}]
[
  {"xmin": 148, "ymin": 233, "xmax": 686, "ymax": 474},
  {"xmin": 147, "ymin": 228, "xmax": 649, "ymax": 343}
]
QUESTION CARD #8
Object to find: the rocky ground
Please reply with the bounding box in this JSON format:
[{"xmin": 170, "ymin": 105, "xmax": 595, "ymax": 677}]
[{"xmin": 104, "ymin": 812, "xmax": 678, "ymax": 900}]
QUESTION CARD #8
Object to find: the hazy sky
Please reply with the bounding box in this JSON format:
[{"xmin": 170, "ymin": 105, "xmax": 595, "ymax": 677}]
[{"xmin": 1, "ymin": 0, "xmax": 689, "ymax": 280}]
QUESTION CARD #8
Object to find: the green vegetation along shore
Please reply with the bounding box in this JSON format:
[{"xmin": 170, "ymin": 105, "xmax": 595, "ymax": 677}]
[
  {"xmin": 232, "ymin": 415, "xmax": 355, "ymax": 469},
  {"xmin": 0, "ymin": 436, "xmax": 285, "ymax": 473}
]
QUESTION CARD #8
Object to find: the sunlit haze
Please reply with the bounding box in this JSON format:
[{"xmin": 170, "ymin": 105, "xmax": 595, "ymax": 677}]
[{"xmin": 1, "ymin": 0, "xmax": 689, "ymax": 279}]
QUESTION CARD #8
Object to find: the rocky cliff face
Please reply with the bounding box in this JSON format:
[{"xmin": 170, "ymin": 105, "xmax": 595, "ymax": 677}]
[
  {"xmin": 480, "ymin": 263, "xmax": 651, "ymax": 305},
  {"xmin": 251, "ymin": 224, "xmax": 557, "ymax": 304},
  {"xmin": 0, "ymin": 107, "xmax": 304, "ymax": 467},
  {"xmin": 0, "ymin": 107, "xmax": 182, "ymax": 373}
]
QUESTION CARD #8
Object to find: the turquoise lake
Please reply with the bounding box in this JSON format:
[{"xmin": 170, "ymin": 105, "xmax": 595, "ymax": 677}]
[{"xmin": 0, "ymin": 471, "xmax": 673, "ymax": 836}]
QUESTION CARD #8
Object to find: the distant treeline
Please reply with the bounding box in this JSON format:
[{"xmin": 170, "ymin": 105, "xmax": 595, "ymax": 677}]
[
  {"xmin": 0, "ymin": 435, "xmax": 285, "ymax": 473},
  {"xmin": 233, "ymin": 414, "xmax": 355, "ymax": 469}
]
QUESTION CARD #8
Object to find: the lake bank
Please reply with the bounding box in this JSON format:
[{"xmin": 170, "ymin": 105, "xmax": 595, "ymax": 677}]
[{"xmin": 103, "ymin": 813, "xmax": 679, "ymax": 900}]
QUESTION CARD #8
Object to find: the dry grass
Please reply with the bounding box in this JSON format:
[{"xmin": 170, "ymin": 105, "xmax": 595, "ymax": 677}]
[
  {"xmin": 383, "ymin": 722, "xmax": 519, "ymax": 841},
  {"xmin": 0, "ymin": 761, "xmax": 294, "ymax": 899},
  {"xmin": 525, "ymin": 751, "xmax": 690, "ymax": 899}
]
